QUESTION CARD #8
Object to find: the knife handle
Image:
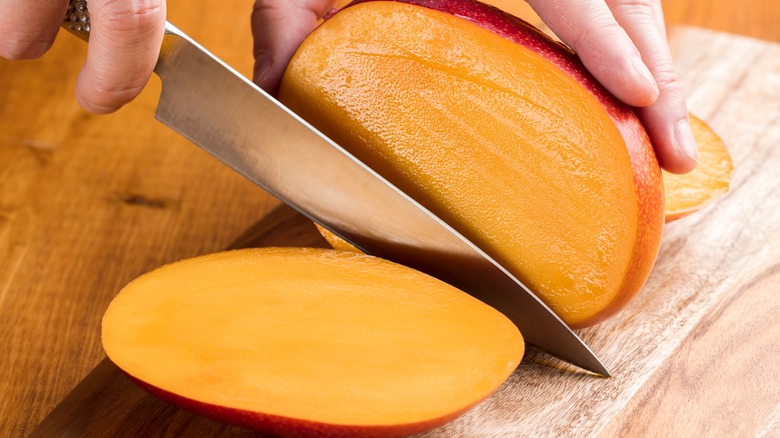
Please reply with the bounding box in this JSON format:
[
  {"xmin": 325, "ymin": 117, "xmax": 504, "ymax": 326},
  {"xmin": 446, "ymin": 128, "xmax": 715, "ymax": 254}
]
[{"xmin": 62, "ymin": 0, "xmax": 91, "ymax": 41}]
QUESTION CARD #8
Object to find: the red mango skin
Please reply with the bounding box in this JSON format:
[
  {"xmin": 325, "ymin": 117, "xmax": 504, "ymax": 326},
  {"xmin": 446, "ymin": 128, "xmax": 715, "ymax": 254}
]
[{"xmin": 127, "ymin": 373, "xmax": 472, "ymax": 437}]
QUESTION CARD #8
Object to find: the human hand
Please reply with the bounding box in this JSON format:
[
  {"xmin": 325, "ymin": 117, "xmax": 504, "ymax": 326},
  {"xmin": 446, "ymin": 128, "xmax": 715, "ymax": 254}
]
[
  {"xmin": 251, "ymin": 0, "xmax": 337, "ymax": 97},
  {"xmin": 251, "ymin": 0, "xmax": 697, "ymax": 174},
  {"xmin": 525, "ymin": 0, "xmax": 697, "ymax": 173},
  {"xmin": 0, "ymin": 0, "xmax": 166, "ymax": 114}
]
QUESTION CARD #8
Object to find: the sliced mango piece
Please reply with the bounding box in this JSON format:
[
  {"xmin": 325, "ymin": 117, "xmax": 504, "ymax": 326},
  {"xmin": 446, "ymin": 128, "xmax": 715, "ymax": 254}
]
[
  {"xmin": 664, "ymin": 115, "xmax": 734, "ymax": 222},
  {"xmin": 103, "ymin": 247, "xmax": 523, "ymax": 436}
]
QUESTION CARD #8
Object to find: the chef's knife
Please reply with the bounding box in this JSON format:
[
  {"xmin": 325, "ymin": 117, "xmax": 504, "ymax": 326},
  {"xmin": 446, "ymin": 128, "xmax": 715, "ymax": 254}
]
[{"xmin": 62, "ymin": 0, "xmax": 609, "ymax": 376}]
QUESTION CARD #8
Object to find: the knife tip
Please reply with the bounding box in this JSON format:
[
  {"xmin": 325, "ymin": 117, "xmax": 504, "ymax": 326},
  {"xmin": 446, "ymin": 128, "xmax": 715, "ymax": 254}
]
[{"xmin": 581, "ymin": 357, "xmax": 611, "ymax": 377}]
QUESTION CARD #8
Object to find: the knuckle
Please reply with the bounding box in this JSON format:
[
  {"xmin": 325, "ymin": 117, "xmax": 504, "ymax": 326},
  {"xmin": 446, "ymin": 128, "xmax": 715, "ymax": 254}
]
[
  {"xmin": 568, "ymin": 21, "xmax": 628, "ymax": 75},
  {"xmin": 98, "ymin": 81, "xmax": 145, "ymax": 101},
  {"xmin": 610, "ymin": 0, "xmax": 662, "ymax": 25},
  {"xmin": 613, "ymin": 0, "xmax": 661, "ymax": 9},
  {"xmin": 0, "ymin": 37, "xmax": 52, "ymax": 60},
  {"xmin": 652, "ymin": 67, "xmax": 681, "ymax": 91},
  {"xmin": 568, "ymin": 17, "xmax": 623, "ymax": 55},
  {"xmin": 98, "ymin": 0, "xmax": 165, "ymax": 33},
  {"xmin": 81, "ymin": 91, "xmax": 131, "ymax": 113},
  {"xmin": 86, "ymin": 76, "xmax": 147, "ymax": 110},
  {"xmin": 608, "ymin": 0, "xmax": 660, "ymax": 11}
]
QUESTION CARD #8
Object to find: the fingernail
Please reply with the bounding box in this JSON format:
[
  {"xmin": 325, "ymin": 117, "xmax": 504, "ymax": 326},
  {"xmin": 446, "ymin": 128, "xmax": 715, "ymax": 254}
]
[
  {"xmin": 632, "ymin": 56, "xmax": 659, "ymax": 100},
  {"xmin": 675, "ymin": 119, "xmax": 699, "ymax": 163}
]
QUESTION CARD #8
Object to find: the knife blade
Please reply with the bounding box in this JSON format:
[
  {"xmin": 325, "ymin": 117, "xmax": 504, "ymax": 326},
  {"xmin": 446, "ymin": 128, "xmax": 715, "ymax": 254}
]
[{"xmin": 62, "ymin": 1, "xmax": 609, "ymax": 376}]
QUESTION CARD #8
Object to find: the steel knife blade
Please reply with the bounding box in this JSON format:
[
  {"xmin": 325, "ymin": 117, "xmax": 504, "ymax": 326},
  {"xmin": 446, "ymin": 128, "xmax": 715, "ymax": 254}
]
[{"xmin": 62, "ymin": 2, "xmax": 609, "ymax": 376}]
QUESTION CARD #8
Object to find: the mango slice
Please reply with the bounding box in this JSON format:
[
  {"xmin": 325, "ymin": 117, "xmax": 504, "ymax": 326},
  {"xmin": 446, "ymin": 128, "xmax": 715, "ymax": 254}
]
[
  {"xmin": 102, "ymin": 248, "xmax": 523, "ymax": 436},
  {"xmin": 664, "ymin": 115, "xmax": 734, "ymax": 222}
]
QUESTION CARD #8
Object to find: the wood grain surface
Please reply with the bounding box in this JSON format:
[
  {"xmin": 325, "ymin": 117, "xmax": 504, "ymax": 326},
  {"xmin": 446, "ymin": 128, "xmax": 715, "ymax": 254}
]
[{"xmin": 2, "ymin": 1, "xmax": 779, "ymax": 437}]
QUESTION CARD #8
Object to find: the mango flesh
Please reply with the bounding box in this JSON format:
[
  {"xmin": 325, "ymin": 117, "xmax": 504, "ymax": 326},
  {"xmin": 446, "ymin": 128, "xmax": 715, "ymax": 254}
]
[
  {"xmin": 664, "ymin": 115, "xmax": 733, "ymax": 222},
  {"xmin": 102, "ymin": 248, "xmax": 523, "ymax": 436},
  {"xmin": 280, "ymin": 1, "xmax": 664, "ymax": 327}
]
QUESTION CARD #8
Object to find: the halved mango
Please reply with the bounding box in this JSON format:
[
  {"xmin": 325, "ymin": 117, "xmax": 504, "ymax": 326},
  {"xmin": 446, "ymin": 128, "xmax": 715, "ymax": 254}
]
[
  {"xmin": 102, "ymin": 248, "xmax": 523, "ymax": 436},
  {"xmin": 280, "ymin": 0, "xmax": 664, "ymax": 327}
]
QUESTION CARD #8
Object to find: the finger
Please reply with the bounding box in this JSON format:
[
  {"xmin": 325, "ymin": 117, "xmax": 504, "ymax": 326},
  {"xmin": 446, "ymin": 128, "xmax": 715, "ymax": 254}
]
[
  {"xmin": 607, "ymin": 0, "xmax": 698, "ymax": 173},
  {"xmin": 525, "ymin": 0, "xmax": 659, "ymax": 107},
  {"xmin": 75, "ymin": 0, "xmax": 166, "ymax": 113},
  {"xmin": 251, "ymin": 0, "xmax": 335, "ymax": 96},
  {"xmin": 0, "ymin": 0, "xmax": 69, "ymax": 60}
]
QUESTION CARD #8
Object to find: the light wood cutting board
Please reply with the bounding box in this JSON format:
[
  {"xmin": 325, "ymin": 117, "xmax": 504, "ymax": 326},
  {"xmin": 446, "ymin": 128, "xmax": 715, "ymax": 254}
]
[{"xmin": 30, "ymin": 26, "xmax": 780, "ymax": 437}]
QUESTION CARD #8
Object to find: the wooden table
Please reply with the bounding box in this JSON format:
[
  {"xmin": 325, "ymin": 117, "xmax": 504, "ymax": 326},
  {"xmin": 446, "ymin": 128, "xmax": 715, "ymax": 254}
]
[{"xmin": 2, "ymin": 1, "xmax": 778, "ymax": 436}]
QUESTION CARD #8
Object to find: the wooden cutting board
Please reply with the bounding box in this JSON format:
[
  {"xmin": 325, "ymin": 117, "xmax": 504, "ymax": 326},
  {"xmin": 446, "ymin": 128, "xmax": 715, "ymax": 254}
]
[{"xmin": 30, "ymin": 26, "xmax": 780, "ymax": 437}]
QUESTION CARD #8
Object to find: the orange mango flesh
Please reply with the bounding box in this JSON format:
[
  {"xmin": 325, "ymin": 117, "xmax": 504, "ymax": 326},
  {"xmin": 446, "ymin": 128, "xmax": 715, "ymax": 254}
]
[
  {"xmin": 317, "ymin": 115, "xmax": 734, "ymax": 235},
  {"xmin": 317, "ymin": 117, "xmax": 733, "ymax": 246},
  {"xmin": 102, "ymin": 248, "xmax": 523, "ymax": 435},
  {"xmin": 315, "ymin": 223, "xmax": 363, "ymax": 253},
  {"xmin": 664, "ymin": 115, "xmax": 733, "ymax": 222},
  {"xmin": 280, "ymin": 2, "xmax": 659, "ymax": 327}
]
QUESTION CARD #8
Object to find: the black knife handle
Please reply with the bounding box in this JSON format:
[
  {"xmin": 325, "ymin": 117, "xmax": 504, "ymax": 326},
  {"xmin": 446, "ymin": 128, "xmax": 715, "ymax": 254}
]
[{"xmin": 62, "ymin": 0, "xmax": 91, "ymax": 41}]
